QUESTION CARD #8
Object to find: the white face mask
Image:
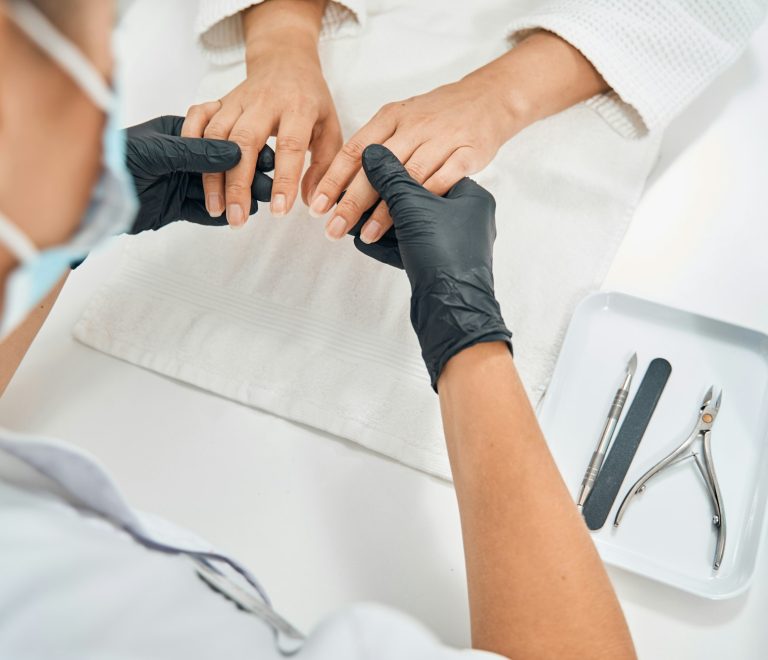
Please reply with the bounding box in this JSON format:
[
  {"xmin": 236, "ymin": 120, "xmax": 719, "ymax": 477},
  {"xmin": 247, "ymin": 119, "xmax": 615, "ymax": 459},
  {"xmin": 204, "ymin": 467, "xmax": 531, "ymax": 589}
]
[{"xmin": 0, "ymin": 0, "xmax": 138, "ymax": 339}]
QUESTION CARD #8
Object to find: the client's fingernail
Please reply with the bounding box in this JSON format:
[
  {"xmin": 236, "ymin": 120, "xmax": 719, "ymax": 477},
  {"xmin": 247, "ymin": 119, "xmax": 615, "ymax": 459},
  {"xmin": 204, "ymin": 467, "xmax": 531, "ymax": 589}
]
[
  {"xmin": 360, "ymin": 221, "xmax": 382, "ymax": 245},
  {"xmin": 207, "ymin": 193, "xmax": 224, "ymax": 217},
  {"xmin": 271, "ymin": 193, "xmax": 287, "ymax": 217},
  {"xmin": 309, "ymin": 193, "xmax": 330, "ymax": 218},
  {"xmin": 324, "ymin": 215, "xmax": 347, "ymax": 241},
  {"xmin": 227, "ymin": 204, "xmax": 245, "ymax": 227}
]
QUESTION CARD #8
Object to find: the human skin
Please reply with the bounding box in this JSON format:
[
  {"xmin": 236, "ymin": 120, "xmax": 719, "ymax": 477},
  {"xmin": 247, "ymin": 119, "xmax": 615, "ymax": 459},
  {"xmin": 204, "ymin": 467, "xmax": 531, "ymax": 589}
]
[
  {"xmin": 0, "ymin": 0, "xmax": 112, "ymax": 272},
  {"xmin": 439, "ymin": 342, "xmax": 636, "ymax": 659},
  {"xmin": 0, "ymin": 0, "xmax": 112, "ymax": 390},
  {"xmin": 0, "ymin": 5, "xmax": 636, "ymax": 655},
  {"xmin": 182, "ymin": 0, "xmax": 341, "ymax": 227},
  {"xmin": 310, "ymin": 30, "xmax": 609, "ymax": 243}
]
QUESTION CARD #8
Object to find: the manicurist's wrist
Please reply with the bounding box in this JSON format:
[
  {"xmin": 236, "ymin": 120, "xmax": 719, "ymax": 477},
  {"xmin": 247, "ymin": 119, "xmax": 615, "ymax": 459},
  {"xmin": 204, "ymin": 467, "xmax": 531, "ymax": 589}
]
[{"xmin": 412, "ymin": 289, "xmax": 512, "ymax": 391}]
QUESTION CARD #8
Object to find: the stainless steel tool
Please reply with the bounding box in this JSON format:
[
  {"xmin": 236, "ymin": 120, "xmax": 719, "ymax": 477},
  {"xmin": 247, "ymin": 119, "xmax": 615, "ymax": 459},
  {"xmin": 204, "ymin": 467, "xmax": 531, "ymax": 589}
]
[
  {"xmin": 614, "ymin": 386, "xmax": 726, "ymax": 570},
  {"xmin": 576, "ymin": 353, "xmax": 637, "ymax": 511}
]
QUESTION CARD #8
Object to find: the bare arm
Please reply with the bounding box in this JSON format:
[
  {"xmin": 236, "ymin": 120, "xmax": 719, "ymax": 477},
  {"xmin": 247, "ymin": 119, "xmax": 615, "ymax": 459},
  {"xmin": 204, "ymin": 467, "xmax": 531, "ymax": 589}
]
[
  {"xmin": 0, "ymin": 273, "xmax": 66, "ymax": 395},
  {"xmin": 357, "ymin": 145, "xmax": 635, "ymax": 658},
  {"xmin": 439, "ymin": 342, "xmax": 635, "ymax": 659}
]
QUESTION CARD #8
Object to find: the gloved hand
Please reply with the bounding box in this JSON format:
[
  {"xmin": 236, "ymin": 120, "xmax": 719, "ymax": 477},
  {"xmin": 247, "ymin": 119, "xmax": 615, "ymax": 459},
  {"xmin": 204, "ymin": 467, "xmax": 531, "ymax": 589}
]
[
  {"xmin": 125, "ymin": 116, "xmax": 274, "ymax": 234},
  {"xmin": 348, "ymin": 208, "xmax": 401, "ymax": 269},
  {"xmin": 354, "ymin": 144, "xmax": 512, "ymax": 390}
]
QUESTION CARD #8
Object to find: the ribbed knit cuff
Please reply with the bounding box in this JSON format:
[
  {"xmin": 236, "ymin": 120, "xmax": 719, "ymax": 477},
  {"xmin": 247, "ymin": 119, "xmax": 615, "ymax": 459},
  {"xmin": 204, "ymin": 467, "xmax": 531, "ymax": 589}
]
[
  {"xmin": 506, "ymin": 23, "xmax": 648, "ymax": 139},
  {"xmin": 505, "ymin": 1, "xmax": 765, "ymax": 139}
]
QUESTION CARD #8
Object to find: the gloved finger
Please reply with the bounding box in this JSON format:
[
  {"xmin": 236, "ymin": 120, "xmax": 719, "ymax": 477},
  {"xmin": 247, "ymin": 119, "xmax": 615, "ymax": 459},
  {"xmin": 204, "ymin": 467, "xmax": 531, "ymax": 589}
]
[
  {"xmin": 185, "ymin": 175, "xmax": 206, "ymax": 202},
  {"xmin": 361, "ymin": 144, "xmax": 434, "ymax": 220},
  {"xmin": 180, "ymin": 198, "xmax": 231, "ymax": 226},
  {"xmin": 182, "ymin": 111, "xmax": 275, "ymax": 172},
  {"xmin": 252, "ymin": 170, "xmax": 273, "ymax": 203},
  {"xmin": 126, "ymin": 134, "xmax": 242, "ymax": 178},
  {"xmin": 359, "ymin": 140, "xmax": 453, "ymax": 244},
  {"xmin": 353, "ymin": 234, "xmax": 404, "ymax": 269},
  {"xmin": 422, "ymin": 146, "xmax": 478, "ymax": 197},
  {"xmin": 155, "ymin": 115, "xmax": 185, "ymax": 137},
  {"xmin": 125, "ymin": 115, "xmax": 186, "ymax": 139},
  {"xmin": 308, "ymin": 110, "xmax": 396, "ymax": 218},
  {"xmin": 301, "ymin": 118, "xmax": 343, "ymax": 206},
  {"xmin": 324, "ymin": 135, "xmax": 417, "ymax": 241},
  {"xmin": 347, "ymin": 211, "xmax": 403, "ymax": 268},
  {"xmin": 444, "ymin": 176, "xmax": 492, "ymax": 200},
  {"xmin": 256, "ymin": 144, "xmax": 275, "ymax": 173},
  {"xmin": 271, "ymin": 110, "xmax": 314, "ymax": 216}
]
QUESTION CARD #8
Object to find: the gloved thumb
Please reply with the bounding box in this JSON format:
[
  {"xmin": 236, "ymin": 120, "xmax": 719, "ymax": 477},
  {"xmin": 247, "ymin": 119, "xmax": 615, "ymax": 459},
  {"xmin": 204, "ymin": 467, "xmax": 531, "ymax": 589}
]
[
  {"xmin": 361, "ymin": 144, "xmax": 430, "ymax": 215},
  {"xmin": 127, "ymin": 134, "xmax": 242, "ymax": 178}
]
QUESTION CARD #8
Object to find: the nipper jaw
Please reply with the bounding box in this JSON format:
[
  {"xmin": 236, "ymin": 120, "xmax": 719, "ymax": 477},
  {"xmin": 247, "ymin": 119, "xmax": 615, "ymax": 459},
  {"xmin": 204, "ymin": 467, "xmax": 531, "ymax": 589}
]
[{"xmin": 614, "ymin": 387, "xmax": 726, "ymax": 570}]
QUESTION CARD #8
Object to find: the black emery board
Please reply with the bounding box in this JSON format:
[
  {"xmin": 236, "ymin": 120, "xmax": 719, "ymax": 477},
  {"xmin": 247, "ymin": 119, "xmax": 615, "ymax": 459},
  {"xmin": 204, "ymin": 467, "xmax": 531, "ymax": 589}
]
[{"xmin": 582, "ymin": 357, "xmax": 672, "ymax": 530}]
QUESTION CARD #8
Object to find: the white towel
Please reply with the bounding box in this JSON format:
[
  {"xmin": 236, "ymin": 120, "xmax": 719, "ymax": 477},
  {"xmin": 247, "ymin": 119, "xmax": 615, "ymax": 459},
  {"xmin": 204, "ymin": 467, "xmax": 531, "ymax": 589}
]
[{"xmin": 74, "ymin": 0, "xmax": 660, "ymax": 479}]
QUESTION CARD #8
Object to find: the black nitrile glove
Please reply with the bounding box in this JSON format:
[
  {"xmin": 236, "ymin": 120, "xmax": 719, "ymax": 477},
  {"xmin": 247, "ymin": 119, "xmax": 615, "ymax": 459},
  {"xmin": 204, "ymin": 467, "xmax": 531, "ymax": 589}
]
[
  {"xmin": 357, "ymin": 144, "xmax": 512, "ymax": 390},
  {"xmin": 348, "ymin": 212, "xmax": 402, "ymax": 269},
  {"xmin": 125, "ymin": 115, "xmax": 274, "ymax": 234}
]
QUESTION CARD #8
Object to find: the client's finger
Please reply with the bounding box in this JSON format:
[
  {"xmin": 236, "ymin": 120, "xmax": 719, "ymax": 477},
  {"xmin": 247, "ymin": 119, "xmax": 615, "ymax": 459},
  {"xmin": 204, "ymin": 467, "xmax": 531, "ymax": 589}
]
[
  {"xmin": 200, "ymin": 103, "xmax": 242, "ymax": 219},
  {"xmin": 186, "ymin": 170, "xmax": 273, "ymax": 212},
  {"xmin": 180, "ymin": 199, "xmax": 229, "ymax": 226},
  {"xmin": 309, "ymin": 112, "xmax": 396, "ymax": 218},
  {"xmin": 272, "ymin": 111, "xmax": 314, "ymax": 216},
  {"xmin": 422, "ymin": 146, "xmax": 479, "ymax": 198},
  {"xmin": 223, "ymin": 109, "xmax": 271, "ymax": 228},
  {"xmin": 323, "ymin": 135, "xmax": 417, "ymax": 241},
  {"xmin": 181, "ymin": 101, "xmax": 222, "ymax": 138},
  {"xmin": 301, "ymin": 119, "xmax": 343, "ymax": 206}
]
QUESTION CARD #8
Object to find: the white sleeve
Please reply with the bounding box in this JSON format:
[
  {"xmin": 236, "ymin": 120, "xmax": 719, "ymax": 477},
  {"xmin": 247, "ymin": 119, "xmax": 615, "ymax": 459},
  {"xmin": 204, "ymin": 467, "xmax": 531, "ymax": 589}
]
[
  {"xmin": 506, "ymin": 0, "xmax": 767, "ymax": 138},
  {"xmin": 297, "ymin": 603, "xmax": 504, "ymax": 660},
  {"xmin": 0, "ymin": 480, "xmax": 502, "ymax": 660},
  {"xmin": 196, "ymin": 0, "xmax": 366, "ymax": 64}
]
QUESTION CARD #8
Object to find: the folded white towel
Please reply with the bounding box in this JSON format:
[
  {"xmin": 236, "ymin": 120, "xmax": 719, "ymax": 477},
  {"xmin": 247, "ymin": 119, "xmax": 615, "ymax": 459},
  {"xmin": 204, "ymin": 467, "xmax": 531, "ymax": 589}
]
[{"xmin": 75, "ymin": 0, "xmax": 660, "ymax": 479}]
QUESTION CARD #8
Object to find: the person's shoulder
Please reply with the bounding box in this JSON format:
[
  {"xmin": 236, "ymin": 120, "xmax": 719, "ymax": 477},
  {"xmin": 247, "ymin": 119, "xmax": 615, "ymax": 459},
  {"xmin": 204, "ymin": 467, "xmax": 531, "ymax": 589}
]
[{"xmin": 299, "ymin": 602, "xmax": 505, "ymax": 659}]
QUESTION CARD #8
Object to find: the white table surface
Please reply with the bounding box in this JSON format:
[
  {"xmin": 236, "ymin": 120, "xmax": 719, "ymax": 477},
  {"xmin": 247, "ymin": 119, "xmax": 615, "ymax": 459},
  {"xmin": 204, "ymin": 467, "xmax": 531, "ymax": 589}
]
[{"xmin": 2, "ymin": 2, "xmax": 767, "ymax": 657}]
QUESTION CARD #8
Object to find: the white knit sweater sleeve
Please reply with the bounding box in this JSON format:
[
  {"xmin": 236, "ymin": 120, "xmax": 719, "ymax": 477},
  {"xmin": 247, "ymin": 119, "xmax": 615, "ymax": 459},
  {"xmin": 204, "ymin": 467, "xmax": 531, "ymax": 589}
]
[
  {"xmin": 506, "ymin": 0, "xmax": 767, "ymax": 137},
  {"xmin": 196, "ymin": 0, "xmax": 365, "ymax": 64}
]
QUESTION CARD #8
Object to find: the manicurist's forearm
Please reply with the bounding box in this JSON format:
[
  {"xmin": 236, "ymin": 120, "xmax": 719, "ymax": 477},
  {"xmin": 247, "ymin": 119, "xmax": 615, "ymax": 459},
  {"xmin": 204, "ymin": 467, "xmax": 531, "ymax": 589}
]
[
  {"xmin": 242, "ymin": 0, "xmax": 329, "ymax": 60},
  {"xmin": 464, "ymin": 30, "xmax": 610, "ymax": 140},
  {"xmin": 0, "ymin": 273, "xmax": 67, "ymax": 396},
  {"xmin": 438, "ymin": 342, "xmax": 635, "ymax": 660}
]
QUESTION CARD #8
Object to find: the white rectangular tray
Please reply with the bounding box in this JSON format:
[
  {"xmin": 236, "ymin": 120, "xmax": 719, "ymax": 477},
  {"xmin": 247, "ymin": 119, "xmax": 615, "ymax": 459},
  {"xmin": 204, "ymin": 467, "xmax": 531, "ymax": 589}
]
[{"xmin": 537, "ymin": 291, "xmax": 768, "ymax": 599}]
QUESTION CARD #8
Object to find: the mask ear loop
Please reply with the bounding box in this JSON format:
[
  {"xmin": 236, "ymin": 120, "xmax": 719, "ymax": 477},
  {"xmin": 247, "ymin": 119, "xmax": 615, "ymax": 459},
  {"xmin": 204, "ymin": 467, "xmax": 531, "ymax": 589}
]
[
  {"xmin": 0, "ymin": 211, "xmax": 39, "ymax": 265},
  {"xmin": 7, "ymin": 0, "xmax": 114, "ymax": 111}
]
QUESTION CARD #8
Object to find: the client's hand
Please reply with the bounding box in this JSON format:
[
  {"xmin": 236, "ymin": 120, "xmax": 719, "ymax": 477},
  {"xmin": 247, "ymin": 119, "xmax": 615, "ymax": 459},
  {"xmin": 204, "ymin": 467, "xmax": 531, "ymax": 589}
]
[
  {"xmin": 126, "ymin": 116, "xmax": 274, "ymax": 234},
  {"xmin": 311, "ymin": 31, "xmax": 608, "ymax": 244},
  {"xmin": 311, "ymin": 76, "xmax": 516, "ymax": 243},
  {"xmin": 182, "ymin": 1, "xmax": 341, "ymax": 227},
  {"xmin": 358, "ymin": 144, "xmax": 512, "ymax": 390}
]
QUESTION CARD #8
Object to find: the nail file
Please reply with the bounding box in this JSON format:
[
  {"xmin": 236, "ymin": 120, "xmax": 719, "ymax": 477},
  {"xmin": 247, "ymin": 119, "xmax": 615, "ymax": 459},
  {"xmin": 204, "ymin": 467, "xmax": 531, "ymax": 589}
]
[{"xmin": 582, "ymin": 357, "xmax": 672, "ymax": 531}]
